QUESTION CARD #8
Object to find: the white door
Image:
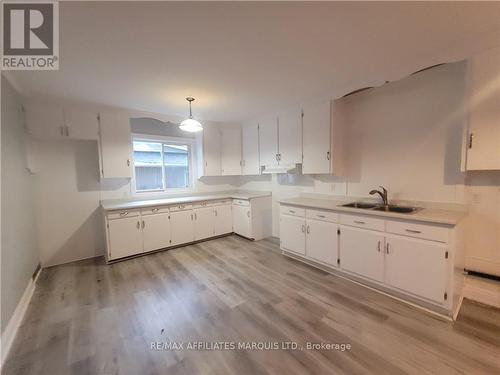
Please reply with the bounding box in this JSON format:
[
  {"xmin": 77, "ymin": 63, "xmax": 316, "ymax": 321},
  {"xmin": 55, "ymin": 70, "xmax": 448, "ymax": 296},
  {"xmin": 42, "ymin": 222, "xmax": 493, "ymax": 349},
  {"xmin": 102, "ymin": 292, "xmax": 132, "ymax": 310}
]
[
  {"xmin": 278, "ymin": 108, "xmax": 302, "ymax": 165},
  {"xmin": 99, "ymin": 112, "xmax": 132, "ymax": 178},
  {"xmin": 214, "ymin": 205, "xmax": 233, "ymax": 235},
  {"xmin": 306, "ymin": 219, "xmax": 338, "ymax": 266},
  {"xmin": 340, "ymin": 226, "xmax": 385, "ymax": 283},
  {"xmin": 466, "ymin": 46, "xmax": 500, "ymax": 170},
  {"xmin": 170, "ymin": 210, "xmax": 194, "ymax": 246},
  {"xmin": 385, "ymin": 235, "xmax": 447, "ymax": 304},
  {"xmin": 24, "ymin": 102, "xmax": 65, "ymax": 139},
  {"xmin": 302, "ymin": 100, "xmax": 331, "ymax": 174},
  {"xmin": 194, "ymin": 207, "xmax": 215, "ymax": 241},
  {"xmin": 258, "ymin": 116, "xmax": 278, "ymax": 166},
  {"xmin": 203, "ymin": 125, "xmax": 221, "ymax": 176},
  {"xmin": 280, "ymin": 215, "xmax": 306, "ymax": 255},
  {"xmin": 142, "ymin": 213, "xmax": 171, "ymax": 252},
  {"xmin": 221, "ymin": 128, "xmax": 242, "ymax": 175},
  {"xmin": 242, "ymin": 123, "xmax": 260, "ymax": 175},
  {"xmin": 64, "ymin": 109, "xmax": 99, "ymax": 140},
  {"xmin": 107, "ymin": 217, "xmax": 143, "ymax": 259},
  {"xmin": 232, "ymin": 204, "xmax": 252, "ymax": 239}
]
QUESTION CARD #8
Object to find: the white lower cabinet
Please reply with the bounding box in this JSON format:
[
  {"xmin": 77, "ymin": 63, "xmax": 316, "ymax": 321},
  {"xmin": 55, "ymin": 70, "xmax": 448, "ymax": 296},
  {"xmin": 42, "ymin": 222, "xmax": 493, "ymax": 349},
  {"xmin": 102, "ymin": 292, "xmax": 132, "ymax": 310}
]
[
  {"xmin": 142, "ymin": 213, "xmax": 171, "ymax": 253},
  {"xmin": 194, "ymin": 207, "xmax": 215, "ymax": 241},
  {"xmin": 280, "ymin": 214, "xmax": 306, "ymax": 255},
  {"xmin": 305, "ymin": 219, "xmax": 338, "ymax": 266},
  {"xmin": 232, "ymin": 204, "xmax": 252, "ymax": 239},
  {"xmin": 340, "ymin": 226, "xmax": 385, "ymax": 283},
  {"xmin": 107, "ymin": 216, "xmax": 143, "ymax": 259},
  {"xmin": 214, "ymin": 204, "xmax": 233, "ymax": 236},
  {"xmin": 170, "ymin": 210, "xmax": 195, "ymax": 246},
  {"xmin": 385, "ymin": 235, "xmax": 447, "ymax": 304}
]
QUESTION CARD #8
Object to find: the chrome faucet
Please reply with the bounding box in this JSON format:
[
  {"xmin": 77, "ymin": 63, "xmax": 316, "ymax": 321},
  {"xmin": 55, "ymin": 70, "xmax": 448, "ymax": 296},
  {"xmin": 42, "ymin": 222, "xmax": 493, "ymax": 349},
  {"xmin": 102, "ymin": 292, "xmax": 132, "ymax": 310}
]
[{"xmin": 369, "ymin": 186, "xmax": 388, "ymax": 206}]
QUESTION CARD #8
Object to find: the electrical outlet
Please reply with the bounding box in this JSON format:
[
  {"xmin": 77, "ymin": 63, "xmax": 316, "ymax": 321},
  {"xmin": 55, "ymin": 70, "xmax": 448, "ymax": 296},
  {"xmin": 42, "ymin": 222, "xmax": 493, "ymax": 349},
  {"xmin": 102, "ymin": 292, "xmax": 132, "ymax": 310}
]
[{"xmin": 472, "ymin": 192, "xmax": 481, "ymax": 204}]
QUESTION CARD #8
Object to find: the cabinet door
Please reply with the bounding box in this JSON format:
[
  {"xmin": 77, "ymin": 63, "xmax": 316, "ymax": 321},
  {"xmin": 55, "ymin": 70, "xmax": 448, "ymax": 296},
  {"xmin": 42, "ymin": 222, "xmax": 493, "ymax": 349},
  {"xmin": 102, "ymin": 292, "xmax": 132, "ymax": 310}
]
[
  {"xmin": 242, "ymin": 123, "xmax": 260, "ymax": 175},
  {"xmin": 340, "ymin": 226, "xmax": 385, "ymax": 283},
  {"xmin": 170, "ymin": 210, "xmax": 194, "ymax": 246},
  {"xmin": 99, "ymin": 112, "xmax": 132, "ymax": 178},
  {"xmin": 214, "ymin": 204, "xmax": 233, "ymax": 235},
  {"xmin": 385, "ymin": 236, "xmax": 447, "ymax": 304},
  {"xmin": 466, "ymin": 46, "xmax": 500, "ymax": 170},
  {"xmin": 302, "ymin": 101, "xmax": 331, "ymax": 174},
  {"xmin": 258, "ymin": 116, "xmax": 278, "ymax": 166},
  {"xmin": 232, "ymin": 205, "xmax": 252, "ymax": 239},
  {"xmin": 306, "ymin": 219, "xmax": 338, "ymax": 266},
  {"xmin": 194, "ymin": 207, "xmax": 215, "ymax": 241},
  {"xmin": 280, "ymin": 215, "xmax": 306, "ymax": 255},
  {"xmin": 221, "ymin": 128, "xmax": 242, "ymax": 175},
  {"xmin": 142, "ymin": 213, "xmax": 171, "ymax": 252},
  {"xmin": 107, "ymin": 217, "xmax": 143, "ymax": 260},
  {"xmin": 203, "ymin": 125, "xmax": 221, "ymax": 176},
  {"xmin": 64, "ymin": 109, "xmax": 99, "ymax": 140},
  {"xmin": 24, "ymin": 102, "xmax": 65, "ymax": 139},
  {"xmin": 278, "ymin": 108, "xmax": 302, "ymax": 165}
]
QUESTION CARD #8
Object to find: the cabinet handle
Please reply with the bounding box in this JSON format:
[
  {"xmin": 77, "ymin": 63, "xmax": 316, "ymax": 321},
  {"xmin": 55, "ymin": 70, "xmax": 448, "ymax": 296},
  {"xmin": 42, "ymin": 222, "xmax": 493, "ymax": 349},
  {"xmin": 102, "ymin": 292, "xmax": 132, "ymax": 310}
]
[
  {"xmin": 306, "ymin": 225, "xmax": 310, "ymax": 234},
  {"xmin": 326, "ymin": 151, "xmax": 331, "ymax": 161},
  {"xmin": 247, "ymin": 211, "xmax": 250, "ymax": 218},
  {"xmin": 469, "ymin": 132, "xmax": 474, "ymax": 149},
  {"xmin": 354, "ymin": 220, "xmax": 365, "ymax": 224},
  {"xmin": 386, "ymin": 243, "xmax": 390, "ymax": 254},
  {"xmin": 142, "ymin": 220, "xmax": 145, "ymax": 229},
  {"xmin": 65, "ymin": 126, "xmax": 70, "ymax": 137},
  {"xmin": 127, "ymin": 159, "xmax": 130, "ymax": 166},
  {"xmin": 301, "ymin": 224, "xmax": 305, "ymax": 233},
  {"xmin": 136, "ymin": 221, "xmax": 140, "ymax": 229},
  {"xmin": 276, "ymin": 154, "xmax": 279, "ymax": 161},
  {"xmin": 119, "ymin": 211, "xmax": 129, "ymax": 217},
  {"xmin": 152, "ymin": 208, "xmax": 159, "ymax": 212},
  {"xmin": 405, "ymin": 229, "xmax": 421, "ymax": 234},
  {"xmin": 377, "ymin": 241, "xmax": 381, "ymax": 252},
  {"xmin": 215, "ymin": 210, "xmax": 218, "ymax": 216},
  {"xmin": 194, "ymin": 213, "xmax": 197, "ymax": 220},
  {"xmin": 317, "ymin": 214, "xmax": 326, "ymax": 218},
  {"xmin": 289, "ymin": 210, "xmax": 296, "ymax": 214},
  {"xmin": 191, "ymin": 214, "xmax": 193, "ymax": 220},
  {"xmin": 59, "ymin": 126, "xmax": 64, "ymax": 136}
]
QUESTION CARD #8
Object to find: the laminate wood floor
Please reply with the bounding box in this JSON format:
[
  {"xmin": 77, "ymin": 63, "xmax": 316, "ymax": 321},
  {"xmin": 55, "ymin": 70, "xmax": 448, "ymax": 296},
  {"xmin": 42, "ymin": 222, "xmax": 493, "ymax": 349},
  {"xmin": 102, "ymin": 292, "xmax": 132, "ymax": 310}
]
[{"xmin": 3, "ymin": 236, "xmax": 500, "ymax": 375}]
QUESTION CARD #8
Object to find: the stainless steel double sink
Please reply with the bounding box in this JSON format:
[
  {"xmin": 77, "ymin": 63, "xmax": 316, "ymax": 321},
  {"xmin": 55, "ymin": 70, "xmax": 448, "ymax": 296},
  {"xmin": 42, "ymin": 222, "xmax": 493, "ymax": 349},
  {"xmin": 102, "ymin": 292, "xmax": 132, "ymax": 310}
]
[{"xmin": 340, "ymin": 202, "xmax": 421, "ymax": 214}]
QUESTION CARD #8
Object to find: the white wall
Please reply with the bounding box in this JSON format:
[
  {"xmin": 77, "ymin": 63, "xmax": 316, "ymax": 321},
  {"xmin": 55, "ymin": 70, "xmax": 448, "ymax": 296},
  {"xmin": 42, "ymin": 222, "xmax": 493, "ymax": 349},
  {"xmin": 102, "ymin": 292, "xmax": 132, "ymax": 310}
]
[{"xmin": 1, "ymin": 76, "xmax": 39, "ymax": 333}]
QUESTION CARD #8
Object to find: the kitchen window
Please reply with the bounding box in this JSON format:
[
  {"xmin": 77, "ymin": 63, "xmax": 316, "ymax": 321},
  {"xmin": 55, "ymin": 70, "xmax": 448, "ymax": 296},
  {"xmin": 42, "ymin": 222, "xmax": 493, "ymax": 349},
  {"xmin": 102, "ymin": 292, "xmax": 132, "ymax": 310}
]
[{"xmin": 132, "ymin": 136, "xmax": 193, "ymax": 193}]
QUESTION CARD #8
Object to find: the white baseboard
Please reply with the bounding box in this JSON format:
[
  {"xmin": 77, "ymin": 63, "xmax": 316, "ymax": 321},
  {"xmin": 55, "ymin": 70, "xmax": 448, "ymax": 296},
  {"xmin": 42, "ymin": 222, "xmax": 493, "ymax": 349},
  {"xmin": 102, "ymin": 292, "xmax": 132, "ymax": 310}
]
[{"xmin": 1, "ymin": 270, "xmax": 40, "ymax": 369}]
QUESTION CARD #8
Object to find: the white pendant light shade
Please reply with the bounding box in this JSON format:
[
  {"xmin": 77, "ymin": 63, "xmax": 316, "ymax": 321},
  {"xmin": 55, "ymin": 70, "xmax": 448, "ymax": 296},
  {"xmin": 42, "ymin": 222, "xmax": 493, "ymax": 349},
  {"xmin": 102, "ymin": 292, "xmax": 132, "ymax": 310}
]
[{"xmin": 179, "ymin": 97, "xmax": 203, "ymax": 132}]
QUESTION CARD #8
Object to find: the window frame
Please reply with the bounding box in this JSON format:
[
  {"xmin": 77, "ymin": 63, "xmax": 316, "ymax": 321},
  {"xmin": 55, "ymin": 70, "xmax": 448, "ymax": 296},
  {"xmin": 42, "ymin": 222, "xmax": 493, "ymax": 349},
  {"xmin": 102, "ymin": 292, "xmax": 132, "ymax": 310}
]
[{"xmin": 131, "ymin": 134, "xmax": 195, "ymax": 195}]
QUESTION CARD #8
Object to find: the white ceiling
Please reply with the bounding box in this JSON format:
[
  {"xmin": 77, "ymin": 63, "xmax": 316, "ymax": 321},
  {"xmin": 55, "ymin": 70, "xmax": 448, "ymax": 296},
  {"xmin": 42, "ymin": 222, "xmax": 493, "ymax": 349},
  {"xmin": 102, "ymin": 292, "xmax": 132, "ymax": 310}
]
[{"xmin": 8, "ymin": 1, "xmax": 500, "ymax": 122}]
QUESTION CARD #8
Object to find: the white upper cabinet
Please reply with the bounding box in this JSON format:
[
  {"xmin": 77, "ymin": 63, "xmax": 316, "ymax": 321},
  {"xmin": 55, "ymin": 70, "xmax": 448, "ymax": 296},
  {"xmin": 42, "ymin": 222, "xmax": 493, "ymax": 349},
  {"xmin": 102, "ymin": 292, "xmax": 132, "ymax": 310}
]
[
  {"xmin": 24, "ymin": 102, "xmax": 65, "ymax": 139},
  {"xmin": 99, "ymin": 112, "xmax": 132, "ymax": 179},
  {"xmin": 220, "ymin": 127, "xmax": 242, "ymax": 175},
  {"xmin": 465, "ymin": 46, "xmax": 500, "ymax": 170},
  {"xmin": 202, "ymin": 125, "xmax": 222, "ymax": 176},
  {"xmin": 241, "ymin": 123, "xmax": 260, "ymax": 175},
  {"xmin": 64, "ymin": 108, "xmax": 99, "ymax": 140},
  {"xmin": 302, "ymin": 100, "xmax": 331, "ymax": 174},
  {"xmin": 258, "ymin": 116, "xmax": 279, "ymax": 167},
  {"xmin": 277, "ymin": 108, "xmax": 302, "ymax": 166},
  {"xmin": 25, "ymin": 102, "xmax": 99, "ymax": 140}
]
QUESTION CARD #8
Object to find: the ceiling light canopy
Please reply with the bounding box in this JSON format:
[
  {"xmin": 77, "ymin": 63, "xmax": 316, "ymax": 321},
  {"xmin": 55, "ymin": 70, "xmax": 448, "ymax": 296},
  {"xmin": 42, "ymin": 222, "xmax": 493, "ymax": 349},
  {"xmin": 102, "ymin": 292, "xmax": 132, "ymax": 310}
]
[{"xmin": 179, "ymin": 97, "xmax": 203, "ymax": 132}]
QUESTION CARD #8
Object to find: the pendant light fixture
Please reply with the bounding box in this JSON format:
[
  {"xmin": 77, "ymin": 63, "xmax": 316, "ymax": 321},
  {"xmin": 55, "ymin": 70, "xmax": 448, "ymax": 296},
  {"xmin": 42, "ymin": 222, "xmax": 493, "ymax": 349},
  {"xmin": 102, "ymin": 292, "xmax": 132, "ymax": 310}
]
[{"xmin": 179, "ymin": 97, "xmax": 203, "ymax": 132}]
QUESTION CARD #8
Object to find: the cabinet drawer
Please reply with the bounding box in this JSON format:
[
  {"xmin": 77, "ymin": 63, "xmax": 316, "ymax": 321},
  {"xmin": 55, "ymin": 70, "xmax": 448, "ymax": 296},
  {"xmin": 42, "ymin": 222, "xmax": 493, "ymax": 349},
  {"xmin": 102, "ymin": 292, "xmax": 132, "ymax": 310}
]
[
  {"xmin": 306, "ymin": 209, "xmax": 338, "ymax": 223},
  {"xmin": 212, "ymin": 199, "xmax": 232, "ymax": 206},
  {"xmin": 169, "ymin": 203, "xmax": 192, "ymax": 212},
  {"xmin": 280, "ymin": 205, "xmax": 305, "ymax": 217},
  {"xmin": 340, "ymin": 214, "xmax": 385, "ymax": 231},
  {"xmin": 233, "ymin": 199, "xmax": 250, "ymax": 207},
  {"xmin": 193, "ymin": 201, "xmax": 212, "ymax": 208},
  {"xmin": 106, "ymin": 209, "xmax": 140, "ymax": 220},
  {"xmin": 386, "ymin": 220, "xmax": 449, "ymax": 243},
  {"xmin": 140, "ymin": 206, "xmax": 169, "ymax": 216}
]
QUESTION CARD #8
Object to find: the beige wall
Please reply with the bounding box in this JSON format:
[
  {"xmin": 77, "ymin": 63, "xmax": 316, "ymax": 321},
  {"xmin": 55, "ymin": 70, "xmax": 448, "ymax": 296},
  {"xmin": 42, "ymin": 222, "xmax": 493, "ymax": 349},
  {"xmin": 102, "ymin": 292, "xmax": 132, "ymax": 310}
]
[{"xmin": 1, "ymin": 76, "xmax": 39, "ymax": 333}]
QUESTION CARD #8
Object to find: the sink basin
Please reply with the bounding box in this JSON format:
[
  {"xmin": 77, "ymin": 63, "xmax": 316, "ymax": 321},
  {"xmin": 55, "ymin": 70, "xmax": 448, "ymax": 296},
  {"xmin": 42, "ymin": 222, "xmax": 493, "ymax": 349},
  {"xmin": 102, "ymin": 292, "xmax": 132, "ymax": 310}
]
[
  {"xmin": 341, "ymin": 202, "xmax": 379, "ymax": 209},
  {"xmin": 373, "ymin": 205, "xmax": 421, "ymax": 214}
]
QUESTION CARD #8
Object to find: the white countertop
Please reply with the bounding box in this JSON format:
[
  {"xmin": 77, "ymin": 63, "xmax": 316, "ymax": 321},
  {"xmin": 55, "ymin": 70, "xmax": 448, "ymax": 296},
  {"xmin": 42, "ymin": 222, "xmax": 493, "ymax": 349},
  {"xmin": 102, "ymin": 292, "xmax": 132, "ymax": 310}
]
[
  {"xmin": 101, "ymin": 191, "xmax": 271, "ymax": 211},
  {"xmin": 279, "ymin": 197, "xmax": 466, "ymax": 226}
]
